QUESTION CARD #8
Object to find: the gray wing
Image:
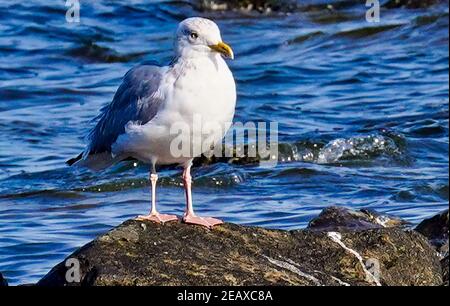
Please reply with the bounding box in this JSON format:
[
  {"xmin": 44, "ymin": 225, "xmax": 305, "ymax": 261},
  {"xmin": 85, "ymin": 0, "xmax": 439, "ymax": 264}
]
[{"xmin": 86, "ymin": 64, "xmax": 165, "ymax": 155}]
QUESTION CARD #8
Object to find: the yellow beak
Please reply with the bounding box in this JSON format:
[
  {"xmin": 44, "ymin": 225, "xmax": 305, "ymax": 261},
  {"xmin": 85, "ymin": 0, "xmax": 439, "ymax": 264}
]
[{"xmin": 209, "ymin": 42, "xmax": 234, "ymax": 59}]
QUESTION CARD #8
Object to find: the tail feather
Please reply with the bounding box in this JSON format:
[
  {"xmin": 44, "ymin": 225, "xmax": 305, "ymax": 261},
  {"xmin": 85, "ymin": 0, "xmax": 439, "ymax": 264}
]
[
  {"xmin": 67, "ymin": 151, "xmax": 127, "ymax": 171},
  {"xmin": 66, "ymin": 152, "xmax": 83, "ymax": 166}
]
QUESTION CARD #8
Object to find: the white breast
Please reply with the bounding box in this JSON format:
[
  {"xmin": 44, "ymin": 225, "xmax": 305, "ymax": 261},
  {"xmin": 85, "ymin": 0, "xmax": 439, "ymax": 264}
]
[{"xmin": 113, "ymin": 55, "xmax": 236, "ymax": 165}]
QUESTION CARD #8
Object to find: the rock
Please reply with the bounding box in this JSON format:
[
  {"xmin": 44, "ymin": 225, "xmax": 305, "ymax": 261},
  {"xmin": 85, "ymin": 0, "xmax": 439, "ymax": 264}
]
[
  {"xmin": 307, "ymin": 206, "xmax": 409, "ymax": 231},
  {"xmin": 194, "ymin": 0, "xmax": 298, "ymax": 13},
  {"xmin": 383, "ymin": 0, "xmax": 446, "ymax": 9},
  {"xmin": 38, "ymin": 217, "xmax": 441, "ymax": 286},
  {"xmin": 193, "ymin": 144, "xmax": 266, "ymax": 167},
  {"xmin": 415, "ymin": 209, "xmax": 449, "ymax": 256},
  {"xmin": 414, "ymin": 210, "xmax": 449, "ymax": 286},
  {"xmin": 441, "ymin": 256, "xmax": 449, "ymax": 286},
  {"xmin": 0, "ymin": 272, "xmax": 8, "ymax": 286},
  {"xmin": 66, "ymin": 41, "xmax": 145, "ymax": 64},
  {"xmin": 390, "ymin": 0, "xmax": 447, "ymax": 8}
]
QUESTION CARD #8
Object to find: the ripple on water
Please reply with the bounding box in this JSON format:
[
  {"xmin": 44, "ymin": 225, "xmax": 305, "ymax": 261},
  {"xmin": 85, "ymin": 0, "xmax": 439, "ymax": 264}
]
[{"xmin": 0, "ymin": 0, "xmax": 448, "ymax": 285}]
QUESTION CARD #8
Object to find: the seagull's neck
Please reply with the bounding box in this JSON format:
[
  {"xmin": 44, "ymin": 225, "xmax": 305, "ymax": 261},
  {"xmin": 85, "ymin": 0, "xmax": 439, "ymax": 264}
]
[{"xmin": 171, "ymin": 52, "xmax": 226, "ymax": 73}]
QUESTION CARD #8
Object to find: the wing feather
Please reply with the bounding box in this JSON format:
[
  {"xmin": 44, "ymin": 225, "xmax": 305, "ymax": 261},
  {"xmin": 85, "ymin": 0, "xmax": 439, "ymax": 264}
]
[{"xmin": 86, "ymin": 65, "xmax": 166, "ymax": 155}]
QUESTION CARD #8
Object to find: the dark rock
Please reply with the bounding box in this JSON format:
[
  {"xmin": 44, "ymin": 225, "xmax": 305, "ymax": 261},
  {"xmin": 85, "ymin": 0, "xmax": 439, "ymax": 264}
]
[
  {"xmin": 193, "ymin": 144, "xmax": 266, "ymax": 167},
  {"xmin": 383, "ymin": 0, "xmax": 446, "ymax": 9},
  {"xmin": 38, "ymin": 218, "xmax": 441, "ymax": 286},
  {"xmin": 415, "ymin": 210, "xmax": 449, "ymax": 286},
  {"xmin": 415, "ymin": 209, "xmax": 449, "ymax": 256},
  {"xmin": 0, "ymin": 272, "xmax": 8, "ymax": 286},
  {"xmin": 194, "ymin": 0, "xmax": 448, "ymax": 14},
  {"xmin": 195, "ymin": 0, "xmax": 298, "ymax": 13},
  {"xmin": 307, "ymin": 206, "xmax": 409, "ymax": 231},
  {"xmin": 66, "ymin": 41, "xmax": 145, "ymax": 64},
  {"xmin": 441, "ymin": 256, "xmax": 449, "ymax": 286}
]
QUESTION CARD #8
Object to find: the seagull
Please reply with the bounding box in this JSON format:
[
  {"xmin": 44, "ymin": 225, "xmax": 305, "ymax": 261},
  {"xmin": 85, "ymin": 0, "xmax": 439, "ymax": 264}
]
[{"xmin": 68, "ymin": 17, "xmax": 236, "ymax": 228}]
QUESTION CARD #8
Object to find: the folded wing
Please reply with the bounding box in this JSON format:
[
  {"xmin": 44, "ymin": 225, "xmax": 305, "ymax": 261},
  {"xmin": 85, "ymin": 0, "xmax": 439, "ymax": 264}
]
[{"xmin": 68, "ymin": 65, "xmax": 166, "ymax": 168}]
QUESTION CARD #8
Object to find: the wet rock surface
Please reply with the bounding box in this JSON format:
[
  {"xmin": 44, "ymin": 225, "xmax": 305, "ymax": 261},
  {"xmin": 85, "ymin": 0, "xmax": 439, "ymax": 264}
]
[
  {"xmin": 0, "ymin": 272, "xmax": 8, "ymax": 286},
  {"xmin": 414, "ymin": 210, "xmax": 449, "ymax": 286},
  {"xmin": 195, "ymin": 0, "xmax": 447, "ymax": 13},
  {"xmin": 383, "ymin": 0, "xmax": 446, "ymax": 9},
  {"xmin": 194, "ymin": 0, "xmax": 298, "ymax": 13},
  {"xmin": 441, "ymin": 256, "xmax": 449, "ymax": 286},
  {"xmin": 38, "ymin": 210, "xmax": 442, "ymax": 286},
  {"xmin": 307, "ymin": 206, "xmax": 409, "ymax": 231},
  {"xmin": 415, "ymin": 209, "xmax": 449, "ymax": 257}
]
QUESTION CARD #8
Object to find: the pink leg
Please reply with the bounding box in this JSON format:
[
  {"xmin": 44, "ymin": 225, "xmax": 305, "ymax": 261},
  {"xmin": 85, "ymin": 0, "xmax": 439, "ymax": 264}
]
[
  {"xmin": 182, "ymin": 164, "xmax": 223, "ymax": 229},
  {"xmin": 137, "ymin": 172, "xmax": 178, "ymax": 224}
]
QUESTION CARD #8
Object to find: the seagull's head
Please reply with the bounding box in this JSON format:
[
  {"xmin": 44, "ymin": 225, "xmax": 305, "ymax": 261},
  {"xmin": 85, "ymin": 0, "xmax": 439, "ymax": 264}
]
[{"xmin": 175, "ymin": 17, "xmax": 234, "ymax": 60}]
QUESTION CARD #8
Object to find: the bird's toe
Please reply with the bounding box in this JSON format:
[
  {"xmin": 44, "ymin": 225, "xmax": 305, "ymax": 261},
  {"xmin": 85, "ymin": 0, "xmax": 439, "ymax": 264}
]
[
  {"xmin": 183, "ymin": 215, "xmax": 223, "ymax": 228},
  {"xmin": 136, "ymin": 213, "xmax": 178, "ymax": 224}
]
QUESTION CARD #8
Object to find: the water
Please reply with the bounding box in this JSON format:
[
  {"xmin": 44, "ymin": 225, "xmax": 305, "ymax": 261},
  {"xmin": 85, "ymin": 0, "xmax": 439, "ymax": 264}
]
[{"xmin": 0, "ymin": 0, "xmax": 448, "ymax": 285}]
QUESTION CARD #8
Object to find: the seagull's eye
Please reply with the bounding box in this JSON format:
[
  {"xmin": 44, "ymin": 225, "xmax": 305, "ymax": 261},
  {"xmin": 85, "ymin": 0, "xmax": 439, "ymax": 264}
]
[{"xmin": 190, "ymin": 32, "xmax": 198, "ymax": 39}]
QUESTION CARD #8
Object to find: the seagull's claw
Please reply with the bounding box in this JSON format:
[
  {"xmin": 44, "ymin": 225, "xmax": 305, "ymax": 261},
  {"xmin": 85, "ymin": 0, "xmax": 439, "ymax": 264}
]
[
  {"xmin": 137, "ymin": 213, "xmax": 178, "ymax": 224},
  {"xmin": 183, "ymin": 214, "xmax": 224, "ymax": 229}
]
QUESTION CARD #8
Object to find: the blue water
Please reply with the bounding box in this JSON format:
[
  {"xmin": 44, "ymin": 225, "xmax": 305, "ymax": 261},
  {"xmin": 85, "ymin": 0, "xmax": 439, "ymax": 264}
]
[{"xmin": 0, "ymin": 0, "xmax": 448, "ymax": 285}]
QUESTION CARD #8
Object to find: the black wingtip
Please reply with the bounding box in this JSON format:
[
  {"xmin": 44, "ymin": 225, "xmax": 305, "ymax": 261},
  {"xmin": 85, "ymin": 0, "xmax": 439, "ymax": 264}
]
[{"xmin": 66, "ymin": 152, "xmax": 83, "ymax": 166}]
